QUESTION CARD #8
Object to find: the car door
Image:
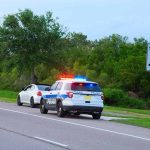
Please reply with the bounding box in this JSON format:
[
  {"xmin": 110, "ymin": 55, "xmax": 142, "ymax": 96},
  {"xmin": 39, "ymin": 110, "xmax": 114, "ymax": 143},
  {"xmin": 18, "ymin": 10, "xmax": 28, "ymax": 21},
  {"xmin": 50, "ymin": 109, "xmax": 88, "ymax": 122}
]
[
  {"xmin": 26, "ymin": 85, "xmax": 36, "ymax": 103},
  {"xmin": 20, "ymin": 85, "xmax": 31, "ymax": 103},
  {"xmin": 47, "ymin": 82, "xmax": 59, "ymax": 110},
  {"xmin": 25, "ymin": 85, "xmax": 33, "ymax": 103},
  {"xmin": 54, "ymin": 82, "xmax": 63, "ymax": 100}
]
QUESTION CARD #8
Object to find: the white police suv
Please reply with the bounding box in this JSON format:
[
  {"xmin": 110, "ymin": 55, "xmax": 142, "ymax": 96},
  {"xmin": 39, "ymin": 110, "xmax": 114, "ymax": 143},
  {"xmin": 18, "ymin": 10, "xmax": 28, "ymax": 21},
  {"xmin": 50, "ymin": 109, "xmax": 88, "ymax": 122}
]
[{"xmin": 40, "ymin": 76, "xmax": 104, "ymax": 119}]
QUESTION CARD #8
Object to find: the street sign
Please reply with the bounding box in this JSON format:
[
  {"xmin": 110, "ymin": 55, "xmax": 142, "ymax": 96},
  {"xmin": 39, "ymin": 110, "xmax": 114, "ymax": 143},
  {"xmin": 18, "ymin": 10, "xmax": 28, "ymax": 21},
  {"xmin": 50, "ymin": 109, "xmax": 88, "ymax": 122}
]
[{"xmin": 146, "ymin": 43, "xmax": 150, "ymax": 71}]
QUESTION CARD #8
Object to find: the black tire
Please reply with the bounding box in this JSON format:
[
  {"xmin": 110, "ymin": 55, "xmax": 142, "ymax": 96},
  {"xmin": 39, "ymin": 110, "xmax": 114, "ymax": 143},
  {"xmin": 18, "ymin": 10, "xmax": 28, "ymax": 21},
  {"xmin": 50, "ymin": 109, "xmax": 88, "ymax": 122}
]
[
  {"xmin": 74, "ymin": 112, "xmax": 80, "ymax": 116},
  {"xmin": 57, "ymin": 101, "xmax": 66, "ymax": 117},
  {"xmin": 40, "ymin": 100, "xmax": 48, "ymax": 114},
  {"xmin": 30, "ymin": 97, "xmax": 35, "ymax": 108},
  {"xmin": 92, "ymin": 113, "xmax": 101, "ymax": 119},
  {"xmin": 17, "ymin": 96, "xmax": 23, "ymax": 106}
]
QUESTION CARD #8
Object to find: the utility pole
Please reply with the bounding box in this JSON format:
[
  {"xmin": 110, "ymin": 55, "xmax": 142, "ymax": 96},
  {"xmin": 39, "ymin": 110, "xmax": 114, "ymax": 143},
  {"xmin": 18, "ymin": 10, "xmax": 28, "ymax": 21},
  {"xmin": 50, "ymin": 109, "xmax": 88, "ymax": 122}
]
[{"xmin": 146, "ymin": 43, "xmax": 150, "ymax": 71}]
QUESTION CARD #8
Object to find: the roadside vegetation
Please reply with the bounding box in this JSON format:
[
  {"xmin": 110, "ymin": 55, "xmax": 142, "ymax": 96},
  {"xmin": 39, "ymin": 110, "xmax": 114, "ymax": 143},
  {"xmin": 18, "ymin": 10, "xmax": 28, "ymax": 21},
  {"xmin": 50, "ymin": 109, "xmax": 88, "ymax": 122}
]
[
  {"xmin": 104, "ymin": 106, "xmax": 150, "ymax": 128},
  {"xmin": 0, "ymin": 9, "xmax": 150, "ymax": 110},
  {"xmin": 104, "ymin": 88, "xmax": 150, "ymax": 109},
  {"xmin": 0, "ymin": 90, "xmax": 17, "ymax": 103}
]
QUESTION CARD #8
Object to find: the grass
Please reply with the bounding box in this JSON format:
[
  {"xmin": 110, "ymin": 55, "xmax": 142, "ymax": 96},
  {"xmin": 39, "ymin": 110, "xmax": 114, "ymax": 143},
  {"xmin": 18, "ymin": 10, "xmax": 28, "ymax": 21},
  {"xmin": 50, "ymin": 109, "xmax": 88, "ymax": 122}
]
[
  {"xmin": 103, "ymin": 105, "xmax": 150, "ymax": 128},
  {"xmin": 114, "ymin": 118, "xmax": 150, "ymax": 128},
  {"xmin": 0, "ymin": 90, "xmax": 18, "ymax": 103},
  {"xmin": 104, "ymin": 105, "xmax": 150, "ymax": 115}
]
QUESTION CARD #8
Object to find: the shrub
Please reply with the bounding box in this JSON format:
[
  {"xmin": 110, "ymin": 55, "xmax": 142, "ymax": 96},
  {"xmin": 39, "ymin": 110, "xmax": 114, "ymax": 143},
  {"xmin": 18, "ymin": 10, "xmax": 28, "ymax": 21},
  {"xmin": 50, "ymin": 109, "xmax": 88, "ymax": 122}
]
[
  {"xmin": 146, "ymin": 99, "xmax": 150, "ymax": 109},
  {"xmin": 119, "ymin": 98, "xmax": 146, "ymax": 109},
  {"xmin": 103, "ymin": 88, "xmax": 127, "ymax": 105},
  {"xmin": 103, "ymin": 88, "xmax": 147, "ymax": 109}
]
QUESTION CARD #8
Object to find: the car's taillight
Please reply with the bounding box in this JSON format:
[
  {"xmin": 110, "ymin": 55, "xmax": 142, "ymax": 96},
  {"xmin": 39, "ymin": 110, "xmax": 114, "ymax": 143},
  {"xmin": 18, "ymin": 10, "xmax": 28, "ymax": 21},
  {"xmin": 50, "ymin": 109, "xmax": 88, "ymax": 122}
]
[
  {"xmin": 37, "ymin": 91, "xmax": 42, "ymax": 96},
  {"xmin": 67, "ymin": 92, "xmax": 73, "ymax": 98},
  {"xmin": 101, "ymin": 95, "xmax": 104, "ymax": 100}
]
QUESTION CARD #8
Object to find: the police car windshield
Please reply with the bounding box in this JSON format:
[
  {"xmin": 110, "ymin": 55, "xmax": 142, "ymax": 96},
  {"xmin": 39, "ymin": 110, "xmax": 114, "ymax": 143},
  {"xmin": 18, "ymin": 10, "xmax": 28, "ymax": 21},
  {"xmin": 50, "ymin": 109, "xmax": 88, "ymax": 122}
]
[
  {"xmin": 37, "ymin": 85, "xmax": 51, "ymax": 91},
  {"xmin": 65, "ymin": 82, "xmax": 101, "ymax": 92}
]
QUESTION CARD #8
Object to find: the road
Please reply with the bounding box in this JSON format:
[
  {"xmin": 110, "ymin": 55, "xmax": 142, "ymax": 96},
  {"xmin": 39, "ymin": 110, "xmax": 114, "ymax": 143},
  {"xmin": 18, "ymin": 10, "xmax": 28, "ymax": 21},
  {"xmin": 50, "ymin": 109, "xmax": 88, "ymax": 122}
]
[{"xmin": 0, "ymin": 102, "xmax": 150, "ymax": 150}]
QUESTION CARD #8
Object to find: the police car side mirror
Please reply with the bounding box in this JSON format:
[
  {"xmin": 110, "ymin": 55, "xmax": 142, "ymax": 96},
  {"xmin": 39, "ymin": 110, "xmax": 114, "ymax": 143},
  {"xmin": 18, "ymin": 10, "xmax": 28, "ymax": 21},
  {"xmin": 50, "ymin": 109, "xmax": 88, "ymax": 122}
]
[{"xmin": 45, "ymin": 87, "xmax": 51, "ymax": 91}]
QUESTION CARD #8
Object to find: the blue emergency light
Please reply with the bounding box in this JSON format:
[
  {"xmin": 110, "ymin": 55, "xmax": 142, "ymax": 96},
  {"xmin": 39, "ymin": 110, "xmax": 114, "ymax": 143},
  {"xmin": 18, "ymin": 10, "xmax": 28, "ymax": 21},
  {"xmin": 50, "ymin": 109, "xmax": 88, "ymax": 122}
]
[{"xmin": 74, "ymin": 75, "xmax": 87, "ymax": 81}]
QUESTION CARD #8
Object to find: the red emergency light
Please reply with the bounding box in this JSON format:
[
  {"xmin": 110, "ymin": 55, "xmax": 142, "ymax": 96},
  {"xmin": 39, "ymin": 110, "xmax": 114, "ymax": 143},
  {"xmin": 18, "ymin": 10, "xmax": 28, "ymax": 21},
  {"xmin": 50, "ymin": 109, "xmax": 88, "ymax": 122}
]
[{"xmin": 58, "ymin": 73, "xmax": 74, "ymax": 80}]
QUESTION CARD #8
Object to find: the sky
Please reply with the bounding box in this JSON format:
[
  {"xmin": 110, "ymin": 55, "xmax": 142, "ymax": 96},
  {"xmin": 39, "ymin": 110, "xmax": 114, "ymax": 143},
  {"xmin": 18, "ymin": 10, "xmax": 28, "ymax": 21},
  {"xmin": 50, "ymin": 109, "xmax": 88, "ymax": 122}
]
[{"xmin": 0, "ymin": 0, "xmax": 150, "ymax": 41}]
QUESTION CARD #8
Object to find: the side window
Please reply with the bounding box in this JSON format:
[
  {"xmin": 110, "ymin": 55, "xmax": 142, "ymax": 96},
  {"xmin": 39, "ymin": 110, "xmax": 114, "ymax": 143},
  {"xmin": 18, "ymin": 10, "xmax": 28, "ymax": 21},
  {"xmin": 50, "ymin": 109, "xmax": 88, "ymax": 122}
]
[
  {"xmin": 24, "ymin": 85, "xmax": 31, "ymax": 91},
  {"xmin": 30, "ymin": 85, "xmax": 35, "ymax": 91},
  {"xmin": 64, "ymin": 83, "xmax": 71, "ymax": 90},
  {"xmin": 51, "ymin": 82, "xmax": 58, "ymax": 90},
  {"xmin": 56, "ymin": 82, "xmax": 63, "ymax": 90}
]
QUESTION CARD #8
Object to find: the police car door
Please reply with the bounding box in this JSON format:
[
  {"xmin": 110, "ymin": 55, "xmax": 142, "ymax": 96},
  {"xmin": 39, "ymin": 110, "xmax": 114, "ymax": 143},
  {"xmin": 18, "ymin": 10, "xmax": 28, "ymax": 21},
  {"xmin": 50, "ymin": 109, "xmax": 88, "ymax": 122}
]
[
  {"xmin": 51, "ymin": 82, "xmax": 63, "ymax": 109},
  {"xmin": 47, "ymin": 82, "xmax": 58, "ymax": 110}
]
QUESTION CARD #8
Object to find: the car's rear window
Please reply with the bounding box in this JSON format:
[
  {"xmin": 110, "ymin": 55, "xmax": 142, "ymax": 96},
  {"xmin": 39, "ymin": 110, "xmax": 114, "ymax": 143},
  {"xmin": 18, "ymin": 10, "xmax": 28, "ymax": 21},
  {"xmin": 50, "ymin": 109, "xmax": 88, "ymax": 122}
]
[
  {"xmin": 37, "ymin": 85, "xmax": 51, "ymax": 91},
  {"xmin": 64, "ymin": 82, "xmax": 101, "ymax": 92}
]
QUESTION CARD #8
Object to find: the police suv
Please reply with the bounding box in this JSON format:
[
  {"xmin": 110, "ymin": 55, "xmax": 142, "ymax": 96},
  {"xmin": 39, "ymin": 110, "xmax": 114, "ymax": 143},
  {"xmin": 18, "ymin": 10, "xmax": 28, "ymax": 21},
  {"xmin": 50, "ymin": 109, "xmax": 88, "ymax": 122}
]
[{"xmin": 40, "ymin": 77, "xmax": 104, "ymax": 119}]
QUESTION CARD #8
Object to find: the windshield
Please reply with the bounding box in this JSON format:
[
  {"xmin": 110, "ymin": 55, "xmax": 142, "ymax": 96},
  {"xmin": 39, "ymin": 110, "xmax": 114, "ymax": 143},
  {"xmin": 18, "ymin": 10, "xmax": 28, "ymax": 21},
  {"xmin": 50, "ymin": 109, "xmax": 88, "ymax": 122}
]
[
  {"xmin": 65, "ymin": 82, "xmax": 101, "ymax": 92},
  {"xmin": 37, "ymin": 85, "xmax": 51, "ymax": 91}
]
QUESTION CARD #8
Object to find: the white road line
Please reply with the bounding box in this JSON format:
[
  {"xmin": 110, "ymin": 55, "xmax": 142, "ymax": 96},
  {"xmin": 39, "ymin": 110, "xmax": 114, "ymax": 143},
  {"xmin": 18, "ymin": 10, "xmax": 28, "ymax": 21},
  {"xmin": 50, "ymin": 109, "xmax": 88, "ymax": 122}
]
[
  {"xmin": 0, "ymin": 107, "xmax": 150, "ymax": 142},
  {"xmin": 0, "ymin": 126, "xmax": 70, "ymax": 149},
  {"xmin": 34, "ymin": 136, "xmax": 70, "ymax": 150}
]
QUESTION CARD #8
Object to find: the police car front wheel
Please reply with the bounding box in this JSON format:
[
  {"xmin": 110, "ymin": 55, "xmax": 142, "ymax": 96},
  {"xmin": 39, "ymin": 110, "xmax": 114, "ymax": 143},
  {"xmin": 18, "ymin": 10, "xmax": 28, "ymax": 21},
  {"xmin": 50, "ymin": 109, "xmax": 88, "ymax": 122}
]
[
  {"xmin": 57, "ymin": 101, "xmax": 66, "ymax": 117},
  {"xmin": 40, "ymin": 100, "xmax": 48, "ymax": 114}
]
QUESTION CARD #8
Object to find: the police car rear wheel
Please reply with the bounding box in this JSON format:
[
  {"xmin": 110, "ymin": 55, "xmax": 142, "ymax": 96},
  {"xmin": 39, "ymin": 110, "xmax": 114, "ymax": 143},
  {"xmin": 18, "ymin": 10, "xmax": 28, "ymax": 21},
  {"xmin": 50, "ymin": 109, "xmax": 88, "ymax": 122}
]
[
  {"xmin": 57, "ymin": 102, "xmax": 66, "ymax": 117},
  {"xmin": 40, "ymin": 100, "xmax": 48, "ymax": 114},
  {"xmin": 92, "ymin": 113, "xmax": 101, "ymax": 119},
  {"xmin": 74, "ymin": 112, "xmax": 80, "ymax": 116}
]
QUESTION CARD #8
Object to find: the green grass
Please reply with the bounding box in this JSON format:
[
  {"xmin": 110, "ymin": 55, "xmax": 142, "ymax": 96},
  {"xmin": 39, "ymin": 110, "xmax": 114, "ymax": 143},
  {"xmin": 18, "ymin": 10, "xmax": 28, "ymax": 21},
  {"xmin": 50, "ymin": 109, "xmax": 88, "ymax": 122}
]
[
  {"xmin": 104, "ymin": 105, "xmax": 150, "ymax": 115},
  {"xmin": 104, "ymin": 105, "xmax": 150, "ymax": 128},
  {"xmin": 0, "ymin": 90, "xmax": 18, "ymax": 103},
  {"xmin": 114, "ymin": 118, "xmax": 150, "ymax": 128}
]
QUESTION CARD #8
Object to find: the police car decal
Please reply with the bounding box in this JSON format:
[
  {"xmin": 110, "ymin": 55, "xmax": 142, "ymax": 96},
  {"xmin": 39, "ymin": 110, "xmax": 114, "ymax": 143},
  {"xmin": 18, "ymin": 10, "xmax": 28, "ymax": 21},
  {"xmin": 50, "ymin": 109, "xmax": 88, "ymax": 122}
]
[{"xmin": 43, "ymin": 94, "xmax": 68, "ymax": 99}]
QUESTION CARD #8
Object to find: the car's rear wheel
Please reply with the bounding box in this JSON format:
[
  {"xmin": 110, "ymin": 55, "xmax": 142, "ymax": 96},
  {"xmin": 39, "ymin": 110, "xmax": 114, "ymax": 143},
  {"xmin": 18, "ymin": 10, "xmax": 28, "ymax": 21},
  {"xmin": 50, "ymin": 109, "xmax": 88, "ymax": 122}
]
[
  {"xmin": 40, "ymin": 100, "xmax": 48, "ymax": 114},
  {"xmin": 30, "ymin": 97, "xmax": 35, "ymax": 108},
  {"xmin": 57, "ymin": 101, "xmax": 66, "ymax": 117},
  {"xmin": 17, "ymin": 96, "xmax": 23, "ymax": 106},
  {"xmin": 92, "ymin": 113, "xmax": 101, "ymax": 119}
]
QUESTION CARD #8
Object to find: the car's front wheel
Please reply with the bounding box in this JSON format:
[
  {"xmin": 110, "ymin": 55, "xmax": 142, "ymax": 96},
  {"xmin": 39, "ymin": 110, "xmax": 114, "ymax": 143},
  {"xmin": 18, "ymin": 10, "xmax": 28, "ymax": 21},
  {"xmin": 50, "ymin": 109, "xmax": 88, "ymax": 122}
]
[
  {"xmin": 17, "ymin": 96, "xmax": 23, "ymax": 106},
  {"xmin": 40, "ymin": 100, "xmax": 48, "ymax": 114},
  {"xmin": 92, "ymin": 113, "xmax": 101, "ymax": 119}
]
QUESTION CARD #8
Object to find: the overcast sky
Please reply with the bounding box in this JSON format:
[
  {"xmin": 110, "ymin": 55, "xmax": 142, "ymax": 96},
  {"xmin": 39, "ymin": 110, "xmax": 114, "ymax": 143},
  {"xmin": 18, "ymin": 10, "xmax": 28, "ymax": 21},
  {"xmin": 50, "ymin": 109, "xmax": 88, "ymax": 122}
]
[{"xmin": 0, "ymin": 0, "xmax": 150, "ymax": 41}]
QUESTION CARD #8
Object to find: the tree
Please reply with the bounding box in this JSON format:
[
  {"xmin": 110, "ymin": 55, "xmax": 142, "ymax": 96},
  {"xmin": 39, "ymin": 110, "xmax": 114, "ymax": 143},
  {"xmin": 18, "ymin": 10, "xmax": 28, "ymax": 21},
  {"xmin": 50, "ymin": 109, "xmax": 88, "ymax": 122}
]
[
  {"xmin": 0, "ymin": 9, "xmax": 65, "ymax": 83},
  {"xmin": 61, "ymin": 32, "xmax": 92, "ymax": 72}
]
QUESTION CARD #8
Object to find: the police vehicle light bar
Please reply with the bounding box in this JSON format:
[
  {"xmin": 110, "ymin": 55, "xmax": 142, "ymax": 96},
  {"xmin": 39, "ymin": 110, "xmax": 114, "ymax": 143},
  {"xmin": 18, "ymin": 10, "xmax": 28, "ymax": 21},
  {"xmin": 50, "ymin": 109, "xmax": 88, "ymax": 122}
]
[
  {"xmin": 59, "ymin": 74, "xmax": 87, "ymax": 81},
  {"xmin": 74, "ymin": 75, "xmax": 87, "ymax": 81}
]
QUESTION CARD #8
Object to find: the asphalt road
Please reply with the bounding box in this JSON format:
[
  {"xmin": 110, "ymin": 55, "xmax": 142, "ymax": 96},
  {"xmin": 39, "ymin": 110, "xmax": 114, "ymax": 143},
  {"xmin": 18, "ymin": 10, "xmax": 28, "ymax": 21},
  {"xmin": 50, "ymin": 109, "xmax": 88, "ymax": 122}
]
[{"xmin": 0, "ymin": 102, "xmax": 150, "ymax": 150}]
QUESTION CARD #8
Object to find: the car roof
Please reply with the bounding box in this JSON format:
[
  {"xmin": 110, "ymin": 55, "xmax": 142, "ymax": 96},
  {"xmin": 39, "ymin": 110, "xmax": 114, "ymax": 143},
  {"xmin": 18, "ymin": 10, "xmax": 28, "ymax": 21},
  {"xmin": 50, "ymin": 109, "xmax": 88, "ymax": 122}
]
[{"xmin": 31, "ymin": 84, "xmax": 51, "ymax": 86}]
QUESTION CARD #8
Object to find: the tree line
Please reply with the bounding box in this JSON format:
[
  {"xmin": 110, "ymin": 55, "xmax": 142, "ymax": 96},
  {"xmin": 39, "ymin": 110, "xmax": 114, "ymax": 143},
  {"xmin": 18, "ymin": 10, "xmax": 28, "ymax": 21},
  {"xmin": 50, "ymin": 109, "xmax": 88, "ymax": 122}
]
[{"xmin": 0, "ymin": 9, "xmax": 150, "ymax": 100}]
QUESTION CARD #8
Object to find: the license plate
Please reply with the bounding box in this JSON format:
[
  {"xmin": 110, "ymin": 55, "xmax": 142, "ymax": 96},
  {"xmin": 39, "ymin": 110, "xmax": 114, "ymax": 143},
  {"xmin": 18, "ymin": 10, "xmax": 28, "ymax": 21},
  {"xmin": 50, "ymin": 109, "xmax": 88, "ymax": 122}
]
[
  {"xmin": 84, "ymin": 95, "xmax": 91, "ymax": 100},
  {"xmin": 47, "ymin": 99, "xmax": 56, "ymax": 104}
]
